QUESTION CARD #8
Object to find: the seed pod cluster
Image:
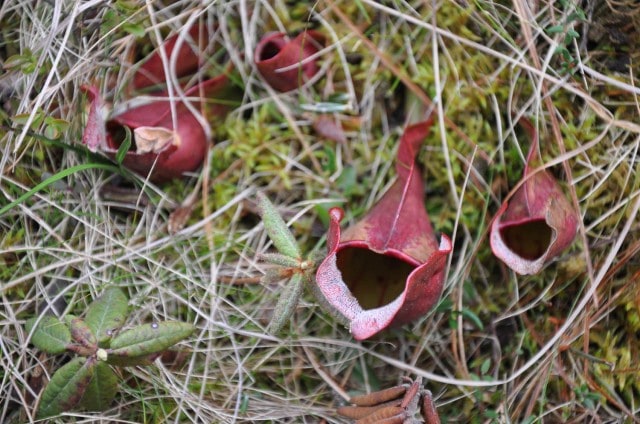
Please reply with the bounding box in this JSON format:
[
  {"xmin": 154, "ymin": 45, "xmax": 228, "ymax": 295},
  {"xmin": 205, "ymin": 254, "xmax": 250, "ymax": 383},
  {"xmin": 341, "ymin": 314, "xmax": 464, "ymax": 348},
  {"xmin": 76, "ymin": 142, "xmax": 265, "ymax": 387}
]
[{"xmin": 337, "ymin": 377, "xmax": 440, "ymax": 424}]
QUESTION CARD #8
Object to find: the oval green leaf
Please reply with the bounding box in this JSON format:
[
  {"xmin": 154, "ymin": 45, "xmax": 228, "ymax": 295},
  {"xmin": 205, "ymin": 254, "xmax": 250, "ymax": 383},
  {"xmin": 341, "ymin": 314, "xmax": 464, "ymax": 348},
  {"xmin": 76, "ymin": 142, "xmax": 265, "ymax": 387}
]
[
  {"xmin": 26, "ymin": 316, "xmax": 71, "ymax": 354},
  {"xmin": 85, "ymin": 287, "xmax": 128, "ymax": 345},
  {"xmin": 257, "ymin": 192, "xmax": 301, "ymax": 259},
  {"xmin": 36, "ymin": 357, "xmax": 95, "ymax": 418},
  {"xmin": 109, "ymin": 322, "xmax": 194, "ymax": 358},
  {"xmin": 67, "ymin": 316, "xmax": 97, "ymax": 350},
  {"xmin": 78, "ymin": 361, "xmax": 118, "ymax": 411}
]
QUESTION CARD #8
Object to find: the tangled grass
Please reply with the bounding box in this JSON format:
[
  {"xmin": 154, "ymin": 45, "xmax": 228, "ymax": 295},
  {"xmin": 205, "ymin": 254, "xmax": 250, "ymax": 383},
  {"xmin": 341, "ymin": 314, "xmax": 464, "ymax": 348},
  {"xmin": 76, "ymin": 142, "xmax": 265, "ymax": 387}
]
[{"xmin": 1, "ymin": 0, "xmax": 639, "ymax": 422}]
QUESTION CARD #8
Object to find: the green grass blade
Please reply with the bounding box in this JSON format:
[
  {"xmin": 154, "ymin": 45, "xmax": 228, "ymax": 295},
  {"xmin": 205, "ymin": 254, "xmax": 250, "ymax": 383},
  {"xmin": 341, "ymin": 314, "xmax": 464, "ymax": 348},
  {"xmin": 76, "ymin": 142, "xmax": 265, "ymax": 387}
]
[{"xmin": 0, "ymin": 163, "xmax": 119, "ymax": 217}]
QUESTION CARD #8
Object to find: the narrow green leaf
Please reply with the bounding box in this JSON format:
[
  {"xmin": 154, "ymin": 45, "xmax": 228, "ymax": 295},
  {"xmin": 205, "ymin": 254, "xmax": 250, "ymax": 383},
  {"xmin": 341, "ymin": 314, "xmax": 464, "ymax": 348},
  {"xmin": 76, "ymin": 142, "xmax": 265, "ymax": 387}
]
[
  {"xmin": 261, "ymin": 268, "xmax": 289, "ymax": 285},
  {"xmin": 354, "ymin": 0, "xmax": 371, "ymax": 23},
  {"xmin": 569, "ymin": 9, "xmax": 586, "ymax": 21},
  {"xmin": 26, "ymin": 316, "xmax": 71, "ymax": 354},
  {"xmin": 546, "ymin": 25, "xmax": 564, "ymax": 34},
  {"xmin": 460, "ymin": 308, "xmax": 484, "ymax": 330},
  {"xmin": 259, "ymin": 253, "xmax": 301, "ymax": 268},
  {"xmin": 0, "ymin": 163, "xmax": 119, "ymax": 217},
  {"xmin": 268, "ymin": 273, "xmax": 304, "ymax": 333},
  {"xmin": 115, "ymin": 126, "xmax": 132, "ymax": 165},
  {"xmin": 78, "ymin": 362, "xmax": 118, "ymax": 411},
  {"xmin": 256, "ymin": 192, "xmax": 301, "ymax": 259},
  {"xmin": 37, "ymin": 357, "xmax": 95, "ymax": 418},
  {"xmin": 109, "ymin": 322, "xmax": 194, "ymax": 357},
  {"xmin": 12, "ymin": 111, "xmax": 44, "ymax": 128},
  {"xmin": 480, "ymin": 358, "xmax": 491, "ymax": 375},
  {"xmin": 85, "ymin": 288, "xmax": 128, "ymax": 345},
  {"xmin": 566, "ymin": 29, "xmax": 579, "ymax": 38},
  {"xmin": 3, "ymin": 53, "xmax": 30, "ymax": 70}
]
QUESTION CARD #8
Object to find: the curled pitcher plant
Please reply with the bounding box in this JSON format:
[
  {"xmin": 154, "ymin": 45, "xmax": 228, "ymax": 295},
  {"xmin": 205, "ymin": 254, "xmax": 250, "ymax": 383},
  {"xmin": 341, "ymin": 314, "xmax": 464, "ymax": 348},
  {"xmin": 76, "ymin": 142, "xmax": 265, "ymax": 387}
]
[
  {"xmin": 82, "ymin": 25, "xmax": 236, "ymax": 182},
  {"xmin": 490, "ymin": 119, "xmax": 579, "ymax": 275},
  {"xmin": 315, "ymin": 119, "xmax": 452, "ymax": 340},
  {"xmin": 254, "ymin": 30, "xmax": 325, "ymax": 92}
]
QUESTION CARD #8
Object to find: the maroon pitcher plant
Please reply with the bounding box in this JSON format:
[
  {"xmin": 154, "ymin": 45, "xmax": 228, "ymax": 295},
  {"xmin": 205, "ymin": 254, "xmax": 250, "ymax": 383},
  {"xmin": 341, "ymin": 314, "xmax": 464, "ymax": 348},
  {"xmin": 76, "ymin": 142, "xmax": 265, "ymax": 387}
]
[
  {"xmin": 82, "ymin": 25, "xmax": 235, "ymax": 182},
  {"xmin": 254, "ymin": 30, "xmax": 324, "ymax": 92},
  {"xmin": 490, "ymin": 119, "xmax": 579, "ymax": 275},
  {"xmin": 132, "ymin": 24, "xmax": 210, "ymax": 91},
  {"xmin": 315, "ymin": 119, "xmax": 452, "ymax": 340}
]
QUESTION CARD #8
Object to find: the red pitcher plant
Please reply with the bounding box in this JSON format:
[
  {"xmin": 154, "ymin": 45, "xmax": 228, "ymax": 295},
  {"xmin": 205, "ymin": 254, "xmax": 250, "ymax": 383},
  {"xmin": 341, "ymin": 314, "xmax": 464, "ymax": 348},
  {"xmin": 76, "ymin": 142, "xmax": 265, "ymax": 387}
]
[{"xmin": 315, "ymin": 119, "xmax": 452, "ymax": 340}]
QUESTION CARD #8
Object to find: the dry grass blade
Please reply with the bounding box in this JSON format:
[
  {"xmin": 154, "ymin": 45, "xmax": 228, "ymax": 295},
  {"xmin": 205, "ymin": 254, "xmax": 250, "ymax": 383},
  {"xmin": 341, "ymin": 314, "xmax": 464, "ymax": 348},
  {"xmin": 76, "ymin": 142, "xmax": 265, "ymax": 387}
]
[{"xmin": 2, "ymin": 0, "xmax": 639, "ymax": 422}]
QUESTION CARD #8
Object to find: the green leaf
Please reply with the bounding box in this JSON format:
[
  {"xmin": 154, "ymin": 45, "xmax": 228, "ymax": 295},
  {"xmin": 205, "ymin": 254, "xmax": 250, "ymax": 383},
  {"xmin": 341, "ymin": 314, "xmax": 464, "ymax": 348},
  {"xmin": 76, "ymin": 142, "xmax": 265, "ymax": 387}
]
[
  {"xmin": 26, "ymin": 316, "xmax": 71, "ymax": 354},
  {"xmin": 545, "ymin": 25, "xmax": 564, "ymax": 34},
  {"xmin": 259, "ymin": 253, "xmax": 301, "ymax": 268},
  {"xmin": 460, "ymin": 308, "xmax": 484, "ymax": 330},
  {"xmin": 0, "ymin": 163, "xmax": 120, "ymax": 217},
  {"xmin": 43, "ymin": 117, "xmax": 70, "ymax": 140},
  {"xmin": 480, "ymin": 358, "xmax": 491, "ymax": 375},
  {"xmin": 37, "ymin": 357, "xmax": 95, "ymax": 418},
  {"xmin": 568, "ymin": 10, "xmax": 586, "ymax": 21},
  {"xmin": 566, "ymin": 29, "xmax": 580, "ymax": 38},
  {"xmin": 321, "ymin": 145, "xmax": 337, "ymax": 173},
  {"xmin": 3, "ymin": 50, "xmax": 37, "ymax": 73},
  {"xmin": 78, "ymin": 362, "xmax": 118, "ymax": 411},
  {"xmin": 109, "ymin": 322, "xmax": 194, "ymax": 357},
  {"xmin": 122, "ymin": 22, "xmax": 145, "ymax": 38},
  {"xmin": 105, "ymin": 353, "xmax": 159, "ymax": 367},
  {"xmin": 115, "ymin": 126, "xmax": 132, "ymax": 165},
  {"xmin": 12, "ymin": 111, "xmax": 44, "ymax": 128},
  {"xmin": 85, "ymin": 288, "xmax": 128, "ymax": 345},
  {"xmin": 67, "ymin": 316, "xmax": 97, "ymax": 350},
  {"xmin": 256, "ymin": 192, "xmax": 301, "ymax": 259},
  {"xmin": 268, "ymin": 273, "xmax": 304, "ymax": 333},
  {"xmin": 337, "ymin": 166, "xmax": 363, "ymax": 197}
]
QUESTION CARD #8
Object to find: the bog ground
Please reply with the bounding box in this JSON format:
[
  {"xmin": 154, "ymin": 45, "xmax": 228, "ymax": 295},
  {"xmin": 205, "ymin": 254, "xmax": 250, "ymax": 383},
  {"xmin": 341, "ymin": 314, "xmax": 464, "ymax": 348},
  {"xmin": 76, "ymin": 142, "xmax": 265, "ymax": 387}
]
[{"xmin": 1, "ymin": 0, "xmax": 640, "ymax": 422}]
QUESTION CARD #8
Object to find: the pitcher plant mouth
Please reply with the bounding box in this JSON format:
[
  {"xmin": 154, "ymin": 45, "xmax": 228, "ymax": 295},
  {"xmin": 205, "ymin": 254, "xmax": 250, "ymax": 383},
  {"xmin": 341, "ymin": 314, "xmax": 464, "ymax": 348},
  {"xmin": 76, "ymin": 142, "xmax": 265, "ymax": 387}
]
[
  {"xmin": 498, "ymin": 218, "xmax": 552, "ymax": 261},
  {"xmin": 254, "ymin": 30, "xmax": 325, "ymax": 92},
  {"xmin": 314, "ymin": 119, "xmax": 452, "ymax": 340},
  {"xmin": 336, "ymin": 247, "xmax": 418, "ymax": 310}
]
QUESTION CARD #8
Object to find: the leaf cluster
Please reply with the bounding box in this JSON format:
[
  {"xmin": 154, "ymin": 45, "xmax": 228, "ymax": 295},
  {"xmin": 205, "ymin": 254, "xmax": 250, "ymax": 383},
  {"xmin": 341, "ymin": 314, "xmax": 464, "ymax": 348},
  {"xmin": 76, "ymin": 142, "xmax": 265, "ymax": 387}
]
[
  {"xmin": 26, "ymin": 287, "xmax": 195, "ymax": 419},
  {"xmin": 257, "ymin": 193, "xmax": 318, "ymax": 334}
]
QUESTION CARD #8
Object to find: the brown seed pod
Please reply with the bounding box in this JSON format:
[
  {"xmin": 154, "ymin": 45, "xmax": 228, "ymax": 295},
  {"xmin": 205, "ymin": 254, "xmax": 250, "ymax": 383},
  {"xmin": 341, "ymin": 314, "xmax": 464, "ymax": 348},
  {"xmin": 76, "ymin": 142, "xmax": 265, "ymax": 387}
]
[
  {"xmin": 353, "ymin": 406, "xmax": 406, "ymax": 424},
  {"xmin": 421, "ymin": 390, "xmax": 441, "ymax": 424},
  {"xmin": 337, "ymin": 403, "xmax": 397, "ymax": 420},
  {"xmin": 336, "ymin": 376, "xmax": 441, "ymax": 423},
  {"xmin": 349, "ymin": 385, "xmax": 408, "ymax": 407}
]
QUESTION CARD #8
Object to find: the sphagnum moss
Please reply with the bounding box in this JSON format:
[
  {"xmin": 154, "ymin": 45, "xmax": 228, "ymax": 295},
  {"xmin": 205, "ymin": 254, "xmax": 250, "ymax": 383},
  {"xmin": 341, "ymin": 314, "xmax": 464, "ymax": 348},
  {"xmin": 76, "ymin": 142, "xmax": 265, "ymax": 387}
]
[{"xmin": 1, "ymin": 0, "xmax": 640, "ymax": 422}]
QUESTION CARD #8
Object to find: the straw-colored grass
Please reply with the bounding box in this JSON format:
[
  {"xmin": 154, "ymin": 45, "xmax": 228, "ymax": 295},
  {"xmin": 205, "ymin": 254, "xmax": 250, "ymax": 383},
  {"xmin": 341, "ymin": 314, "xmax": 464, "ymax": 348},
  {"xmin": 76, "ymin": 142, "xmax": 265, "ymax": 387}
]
[{"xmin": 1, "ymin": 0, "xmax": 639, "ymax": 422}]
